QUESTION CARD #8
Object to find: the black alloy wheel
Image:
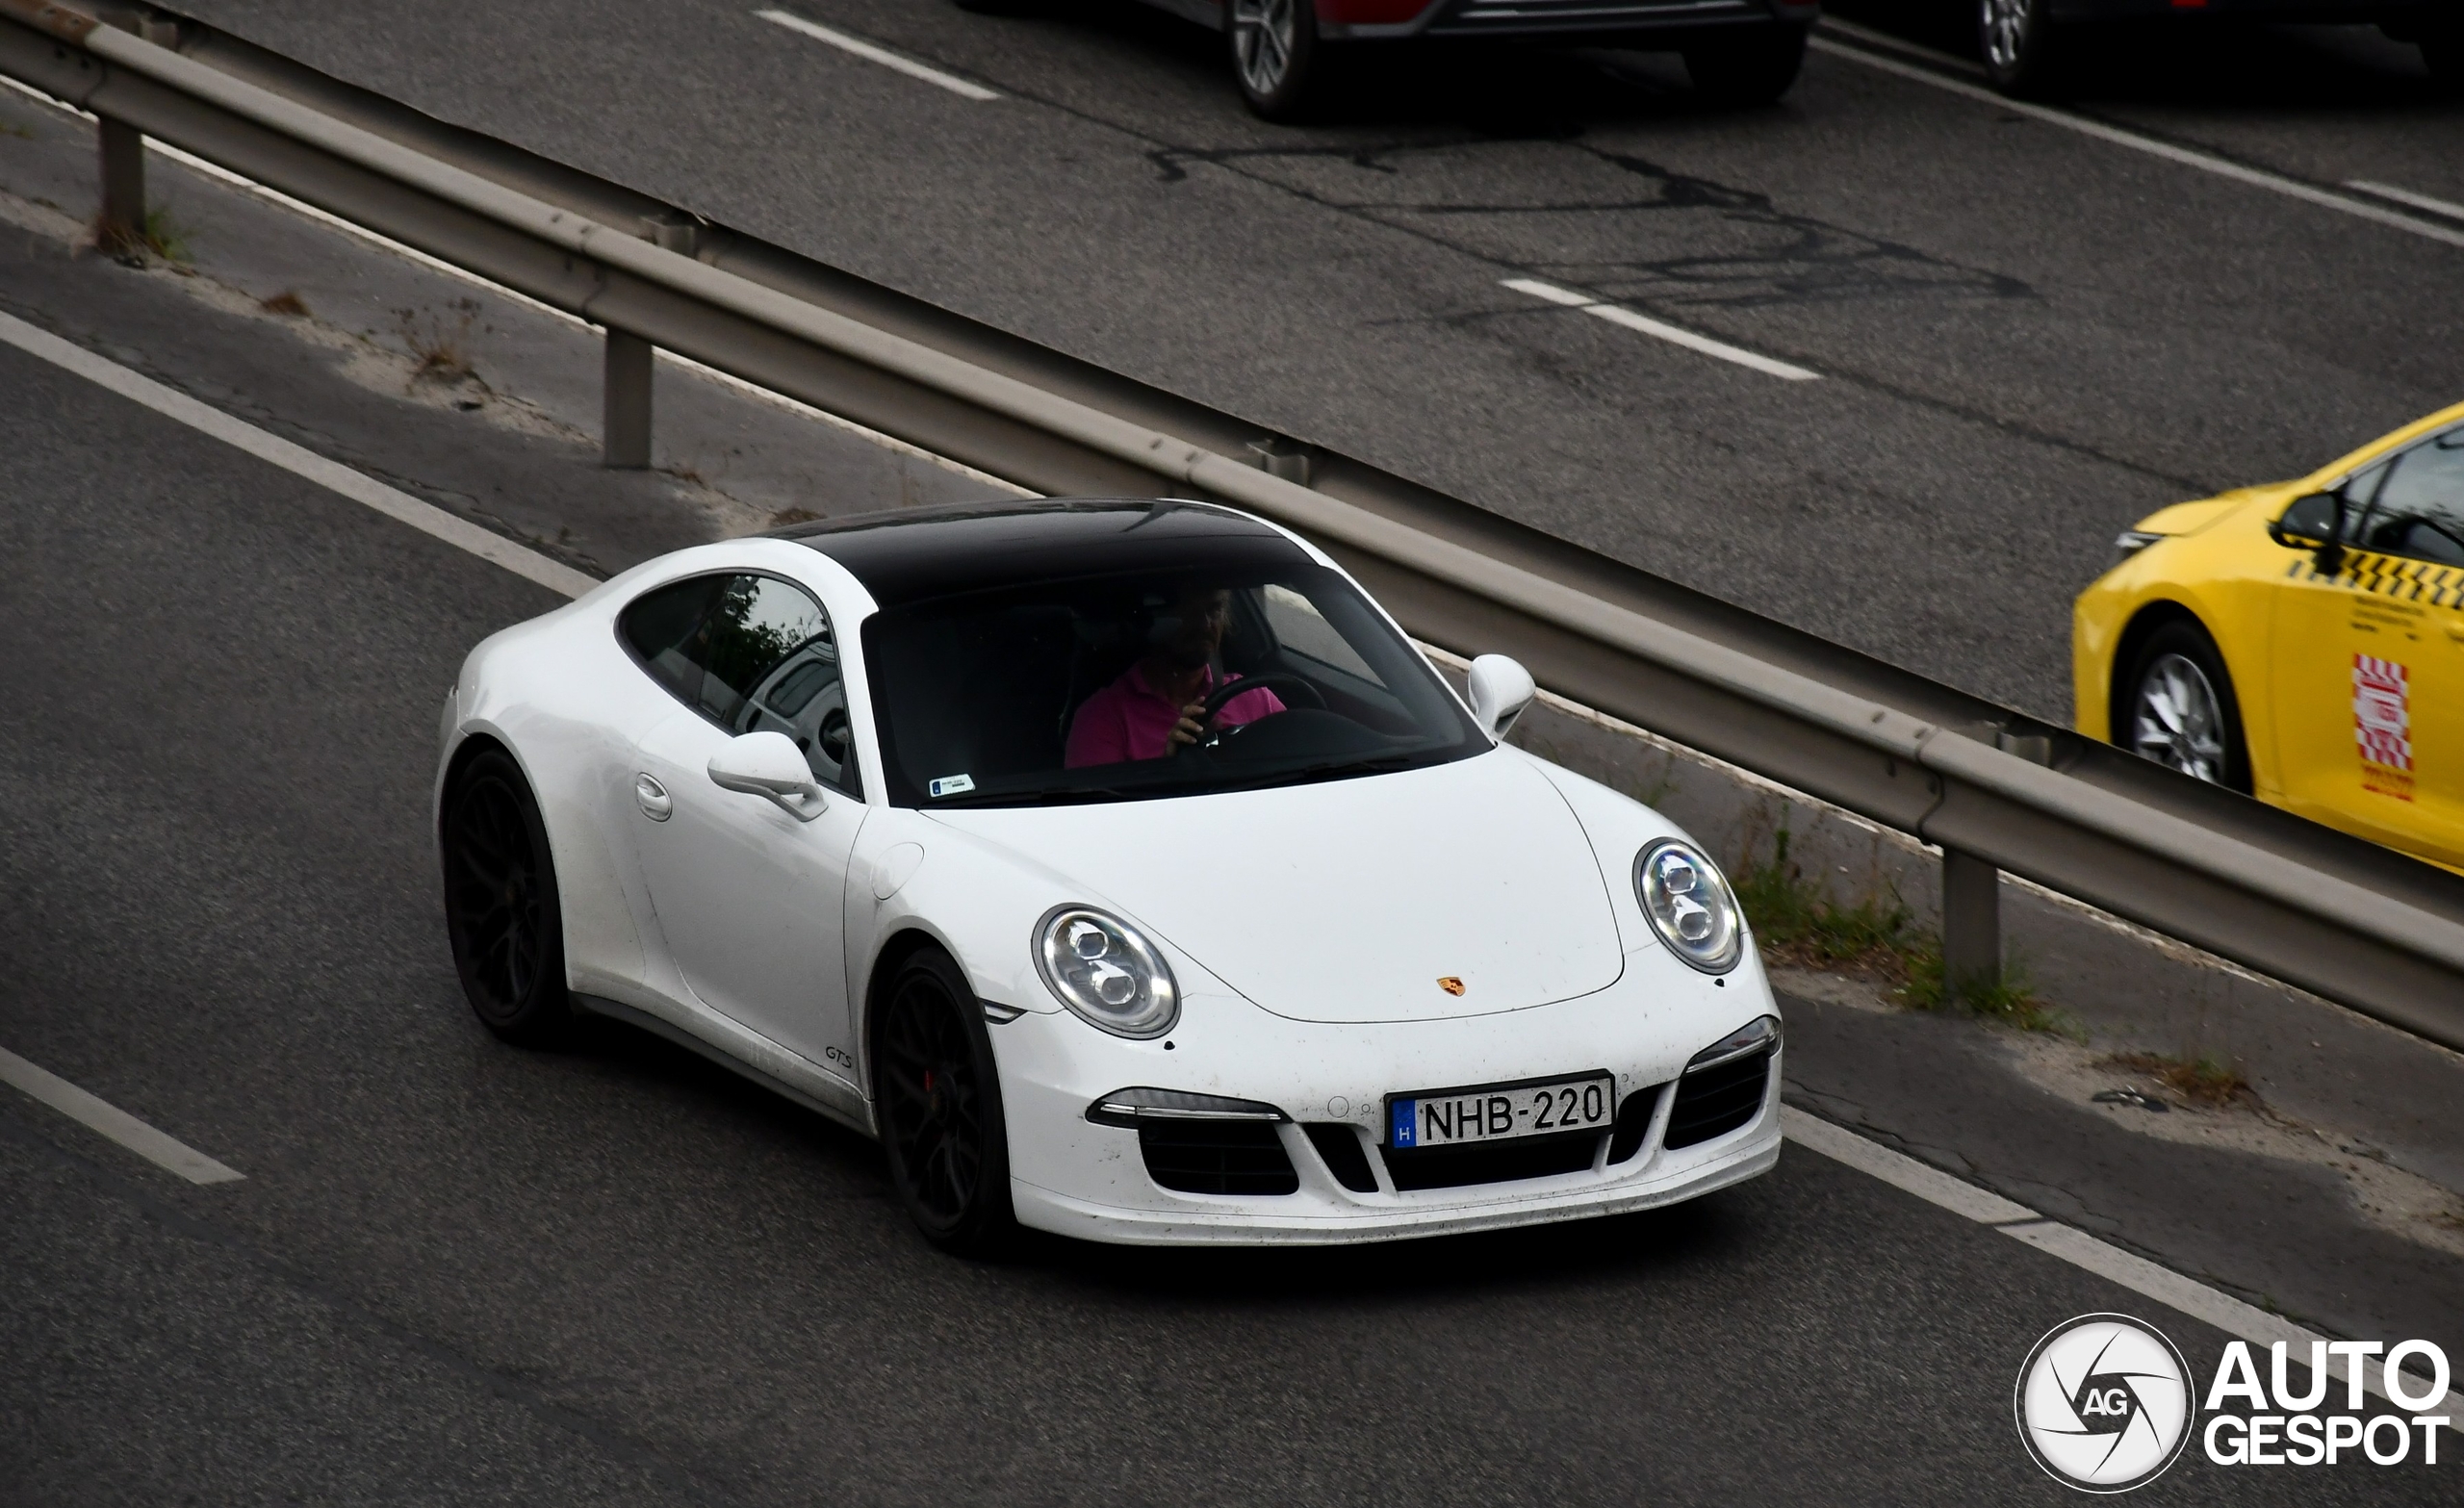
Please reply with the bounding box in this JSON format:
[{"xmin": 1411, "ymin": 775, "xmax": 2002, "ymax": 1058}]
[
  {"xmin": 1229, "ymin": 0, "xmax": 1329, "ymax": 121},
  {"xmin": 441, "ymin": 747, "xmax": 574, "ymax": 1045},
  {"xmin": 2118, "ymin": 619, "xmax": 2251, "ymax": 795},
  {"xmin": 1682, "ymin": 22, "xmax": 1810, "ymax": 108},
  {"xmin": 875, "ymin": 948, "xmax": 1016, "ymax": 1255},
  {"xmin": 1979, "ymin": 0, "xmax": 2066, "ymax": 98}
]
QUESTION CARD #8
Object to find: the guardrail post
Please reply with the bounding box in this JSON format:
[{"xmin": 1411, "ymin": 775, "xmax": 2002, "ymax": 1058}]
[
  {"xmin": 1248, "ymin": 438, "xmax": 1312, "ymax": 486},
  {"xmin": 599, "ymin": 217, "xmax": 698, "ymax": 468},
  {"xmin": 603, "ymin": 330, "xmax": 653, "ymax": 469},
  {"xmin": 97, "ymin": 117, "xmax": 144, "ymax": 253},
  {"xmin": 1941, "ymin": 849, "xmax": 2001, "ymax": 1003}
]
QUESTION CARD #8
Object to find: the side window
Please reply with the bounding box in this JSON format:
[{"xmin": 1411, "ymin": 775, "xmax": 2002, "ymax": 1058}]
[
  {"xmin": 617, "ymin": 573, "xmax": 859, "ymax": 793},
  {"xmin": 618, "ymin": 574, "xmax": 734, "ymax": 708},
  {"xmin": 1261, "ymin": 583, "xmax": 1381, "ymax": 683},
  {"xmin": 2357, "ymin": 426, "xmax": 2464, "ymax": 567}
]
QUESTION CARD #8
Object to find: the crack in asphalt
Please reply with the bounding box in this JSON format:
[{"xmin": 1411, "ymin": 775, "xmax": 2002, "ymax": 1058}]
[
  {"xmin": 1148, "ymin": 138, "xmax": 2033, "ymax": 312},
  {"xmin": 767, "ymin": 23, "xmax": 2220, "ymax": 498}
]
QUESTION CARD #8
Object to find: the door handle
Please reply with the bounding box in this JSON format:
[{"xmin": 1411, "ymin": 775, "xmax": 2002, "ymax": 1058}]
[{"xmin": 634, "ymin": 773, "xmax": 673, "ymax": 822}]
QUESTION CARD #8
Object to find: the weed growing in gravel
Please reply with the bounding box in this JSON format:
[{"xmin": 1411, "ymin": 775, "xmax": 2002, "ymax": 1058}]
[
  {"xmin": 1898, "ymin": 946, "xmax": 2077, "ymax": 1037},
  {"xmin": 140, "ymin": 207, "xmax": 190, "ymax": 262},
  {"xmin": 2100, "ymin": 1052, "xmax": 2253, "ymax": 1106},
  {"xmin": 1733, "ymin": 826, "xmax": 1912, "ymax": 966},
  {"xmin": 1736, "ymin": 824, "xmax": 2075, "ymax": 1036},
  {"xmin": 398, "ymin": 297, "xmax": 483, "ymax": 384},
  {"xmin": 94, "ymin": 206, "xmax": 191, "ymax": 262}
]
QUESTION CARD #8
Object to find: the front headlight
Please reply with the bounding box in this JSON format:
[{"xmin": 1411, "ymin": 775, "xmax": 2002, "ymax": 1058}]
[
  {"xmin": 1633, "ymin": 839, "xmax": 1745, "ymax": 975},
  {"xmin": 2111, "ymin": 529, "xmax": 2165, "ymax": 569},
  {"xmin": 1034, "ymin": 905, "xmax": 1179, "ymax": 1038}
]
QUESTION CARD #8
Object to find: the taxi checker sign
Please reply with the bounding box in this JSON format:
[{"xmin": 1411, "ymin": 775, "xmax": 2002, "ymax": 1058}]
[{"xmin": 2015, "ymin": 1315, "xmax": 2195, "ymax": 1493}]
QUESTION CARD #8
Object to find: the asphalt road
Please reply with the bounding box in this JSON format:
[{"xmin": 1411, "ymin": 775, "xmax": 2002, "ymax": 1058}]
[
  {"xmin": 162, "ymin": 0, "xmax": 2464, "ymax": 721},
  {"xmin": 2, "ymin": 316, "xmax": 2454, "ymax": 1503}
]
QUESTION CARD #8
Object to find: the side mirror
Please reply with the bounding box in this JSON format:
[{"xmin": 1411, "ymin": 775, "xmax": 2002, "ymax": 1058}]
[
  {"xmin": 1466, "ymin": 654, "xmax": 1536, "ymax": 741},
  {"xmin": 2268, "ymin": 492, "xmax": 2346, "ymax": 575},
  {"xmin": 708, "ymin": 730, "xmax": 826, "ymax": 822}
]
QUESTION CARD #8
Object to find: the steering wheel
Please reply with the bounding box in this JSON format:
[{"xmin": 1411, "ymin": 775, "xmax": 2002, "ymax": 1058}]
[{"xmin": 1194, "ymin": 674, "xmax": 1324, "ymax": 748}]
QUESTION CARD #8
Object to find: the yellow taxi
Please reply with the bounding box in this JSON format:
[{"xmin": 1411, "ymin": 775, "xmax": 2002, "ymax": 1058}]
[{"xmin": 2074, "ymin": 402, "xmax": 2464, "ymax": 873}]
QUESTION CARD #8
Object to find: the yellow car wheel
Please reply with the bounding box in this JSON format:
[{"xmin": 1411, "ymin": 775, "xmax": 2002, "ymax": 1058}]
[{"xmin": 2118, "ymin": 618, "xmax": 2250, "ymax": 794}]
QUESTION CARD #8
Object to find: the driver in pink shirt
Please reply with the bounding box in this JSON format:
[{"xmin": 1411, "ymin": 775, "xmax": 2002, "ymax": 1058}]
[{"xmin": 1065, "ymin": 585, "xmax": 1286, "ymax": 766}]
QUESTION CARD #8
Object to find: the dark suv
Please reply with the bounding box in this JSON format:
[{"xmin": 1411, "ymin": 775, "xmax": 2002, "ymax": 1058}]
[
  {"xmin": 956, "ymin": 0, "xmax": 1824, "ymax": 118},
  {"xmin": 1979, "ymin": 0, "xmax": 2461, "ymax": 97}
]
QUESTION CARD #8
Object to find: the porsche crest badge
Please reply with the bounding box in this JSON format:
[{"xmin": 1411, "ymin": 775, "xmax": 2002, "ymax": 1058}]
[{"xmin": 1436, "ymin": 976, "xmax": 1466, "ymax": 996}]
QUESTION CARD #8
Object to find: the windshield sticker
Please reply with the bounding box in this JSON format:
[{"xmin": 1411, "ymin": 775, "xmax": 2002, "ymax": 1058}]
[
  {"xmin": 928, "ymin": 774, "xmax": 976, "ymax": 799},
  {"xmin": 2352, "ymin": 654, "xmax": 2413, "ymax": 801}
]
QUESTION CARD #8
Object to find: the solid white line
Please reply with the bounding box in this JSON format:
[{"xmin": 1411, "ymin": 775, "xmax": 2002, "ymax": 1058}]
[
  {"xmin": 1813, "ymin": 16, "xmax": 1986, "ymax": 78},
  {"xmin": 2345, "ymin": 180, "xmax": 2464, "ymax": 226},
  {"xmin": 1501, "ymin": 278, "xmax": 1821, "ymax": 382},
  {"xmin": 1780, "ymin": 1105, "xmax": 2038, "ymax": 1223},
  {"xmin": 0, "ymin": 308, "xmax": 596, "ymax": 600},
  {"xmin": 0, "ymin": 76, "xmax": 1028, "ymax": 497},
  {"xmin": 1806, "ymin": 37, "xmax": 2464, "ymax": 253},
  {"xmin": 1, "ymin": 1045, "xmax": 244, "ymax": 1184},
  {"xmin": 1781, "ymin": 1107, "xmax": 2464, "ymax": 1424},
  {"xmin": 756, "ymin": 10, "xmax": 1000, "ymax": 101}
]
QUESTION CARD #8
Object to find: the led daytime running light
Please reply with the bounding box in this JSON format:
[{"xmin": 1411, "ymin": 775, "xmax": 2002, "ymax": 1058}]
[
  {"xmin": 1633, "ymin": 838, "xmax": 1745, "ymax": 975},
  {"xmin": 1034, "ymin": 904, "xmax": 1179, "ymax": 1038}
]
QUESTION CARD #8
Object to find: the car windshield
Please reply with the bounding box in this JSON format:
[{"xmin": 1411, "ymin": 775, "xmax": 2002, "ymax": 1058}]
[{"xmin": 863, "ymin": 563, "xmax": 1485, "ymax": 807}]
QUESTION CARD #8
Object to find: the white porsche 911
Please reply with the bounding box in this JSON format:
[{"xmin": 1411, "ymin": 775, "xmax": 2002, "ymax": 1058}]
[{"xmin": 436, "ymin": 498, "xmax": 1782, "ymax": 1252}]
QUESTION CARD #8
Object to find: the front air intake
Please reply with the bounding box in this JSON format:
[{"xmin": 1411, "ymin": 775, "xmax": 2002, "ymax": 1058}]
[
  {"xmin": 1302, "ymin": 1123, "xmax": 1379, "ymax": 1192},
  {"xmin": 1663, "ymin": 1046, "xmax": 1774, "ymax": 1150},
  {"xmin": 1607, "ymin": 1083, "xmax": 1668, "ymax": 1164},
  {"xmin": 1139, "ymin": 1121, "xmax": 1299, "ymax": 1195}
]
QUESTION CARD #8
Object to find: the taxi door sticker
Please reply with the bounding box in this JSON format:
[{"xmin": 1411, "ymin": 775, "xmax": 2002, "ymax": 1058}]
[{"xmin": 2353, "ymin": 653, "xmax": 2414, "ymax": 801}]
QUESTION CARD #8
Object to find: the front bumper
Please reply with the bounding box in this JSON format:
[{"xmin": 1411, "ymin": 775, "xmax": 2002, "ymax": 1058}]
[
  {"xmin": 990, "ymin": 945, "xmax": 1784, "ymax": 1245},
  {"xmin": 1014, "ymin": 1106, "xmax": 1781, "ymax": 1245}
]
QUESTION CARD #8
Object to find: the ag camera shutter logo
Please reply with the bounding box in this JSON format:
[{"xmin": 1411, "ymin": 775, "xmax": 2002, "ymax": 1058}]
[{"xmin": 2015, "ymin": 1315, "xmax": 2195, "ymax": 1493}]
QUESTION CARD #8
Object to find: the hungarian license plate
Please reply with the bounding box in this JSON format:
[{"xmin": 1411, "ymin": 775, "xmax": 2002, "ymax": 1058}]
[{"xmin": 1387, "ymin": 1074, "xmax": 1614, "ymax": 1149}]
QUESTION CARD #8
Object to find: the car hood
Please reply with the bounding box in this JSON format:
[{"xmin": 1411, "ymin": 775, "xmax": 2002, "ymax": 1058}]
[{"xmin": 923, "ymin": 751, "xmax": 1628, "ymax": 1024}]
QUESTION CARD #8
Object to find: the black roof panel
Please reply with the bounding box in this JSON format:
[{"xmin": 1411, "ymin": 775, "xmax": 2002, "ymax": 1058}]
[{"xmin": 775, "ymin": 498, "xmax": 1312, "ymax": 608}]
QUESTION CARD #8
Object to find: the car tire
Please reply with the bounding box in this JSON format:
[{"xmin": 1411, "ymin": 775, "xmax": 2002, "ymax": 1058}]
[
  {"xmin": 2118, "ymin": 619, "xmax": 2252, "ymax": 795},
  {"xmin": 441, "ymin": 747, "xmax": 576, "ymax": 1046},
  {"xmin": 1682, "ymin": 23, "xmax": 1810, "ymax": 107},
  {"xmin": 1229, "ymin": 0, "xmax": 1330, "ymax": 122},
  {"xmin": 1979, "ymin": 0, "xmax": 2067, "ymax": 98},
  {"xmin": 874, "ymin": 947, "xmax": 1018, "ymax": 1257},
  {"xmin": 951, "ymin": 0, "xmax": 1039, "ymax": 14}
]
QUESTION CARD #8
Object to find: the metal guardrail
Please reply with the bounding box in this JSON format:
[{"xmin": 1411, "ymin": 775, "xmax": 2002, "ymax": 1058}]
[{"xmin": 8, "ymin": 0, "xmax": 2464, "ymax": 1051}]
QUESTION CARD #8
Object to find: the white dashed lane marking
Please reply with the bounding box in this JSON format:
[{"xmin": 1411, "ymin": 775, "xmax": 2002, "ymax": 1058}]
[
  {"xmin": 1502, "ymin": 278, "xmax": 1821, "ymax": 382},
  {"xmin": 756, "ymin": 10, "xmax": 1001, "ymax": 101}
]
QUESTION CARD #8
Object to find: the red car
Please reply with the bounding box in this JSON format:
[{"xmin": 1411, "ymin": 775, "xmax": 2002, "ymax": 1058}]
[{"xmin": 959, "ymin": 1, "xmax": 1823, "ymax": 118}]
